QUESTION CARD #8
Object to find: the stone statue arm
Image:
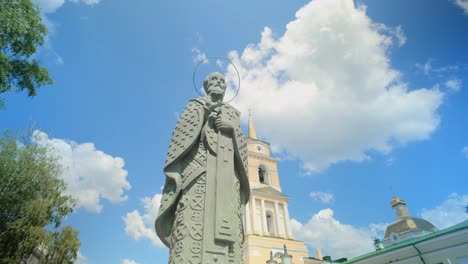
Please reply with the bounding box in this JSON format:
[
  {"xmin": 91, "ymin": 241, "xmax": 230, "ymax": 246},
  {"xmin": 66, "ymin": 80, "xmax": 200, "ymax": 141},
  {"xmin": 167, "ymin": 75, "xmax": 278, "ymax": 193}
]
[{"xmin": 155, "ymin": 99, "xmax": 206, "ymax": 248}]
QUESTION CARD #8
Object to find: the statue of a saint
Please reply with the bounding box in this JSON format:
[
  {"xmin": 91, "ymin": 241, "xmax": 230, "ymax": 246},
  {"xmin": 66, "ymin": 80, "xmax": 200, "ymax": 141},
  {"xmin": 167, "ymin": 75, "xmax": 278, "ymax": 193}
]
[{"xmin": 155, "ymin": 72, "xmax": 250, "ymax": 264}]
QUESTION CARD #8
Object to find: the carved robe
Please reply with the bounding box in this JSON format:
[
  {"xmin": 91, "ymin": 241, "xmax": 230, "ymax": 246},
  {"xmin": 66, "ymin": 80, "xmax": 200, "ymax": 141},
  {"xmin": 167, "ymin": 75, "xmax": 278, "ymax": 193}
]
[{"xmin": 155, "ymin": 97, "xmax": 249, "ymax": 264}]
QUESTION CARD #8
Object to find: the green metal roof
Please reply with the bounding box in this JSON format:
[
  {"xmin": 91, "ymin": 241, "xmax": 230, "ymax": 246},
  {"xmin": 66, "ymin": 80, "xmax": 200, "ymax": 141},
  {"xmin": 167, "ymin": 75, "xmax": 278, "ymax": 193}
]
[{"xmin": 345, "ymin": 220, "xmax": 468, "ymax": 263}]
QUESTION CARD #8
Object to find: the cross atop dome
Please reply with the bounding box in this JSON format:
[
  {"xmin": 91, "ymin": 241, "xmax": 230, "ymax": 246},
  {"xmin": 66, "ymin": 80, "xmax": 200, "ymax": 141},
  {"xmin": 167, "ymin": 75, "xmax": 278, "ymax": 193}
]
[{"xmin": 390, "ymin": 195, "xmax": 410, "ymax": 218}]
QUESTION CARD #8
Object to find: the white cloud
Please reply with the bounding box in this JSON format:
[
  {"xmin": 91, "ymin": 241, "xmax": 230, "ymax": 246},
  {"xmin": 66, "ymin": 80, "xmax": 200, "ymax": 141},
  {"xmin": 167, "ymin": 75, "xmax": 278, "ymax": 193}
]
[
  {"xmin": 421, "ymin": 193, "xmax": 468, "ymax": 229},
  {"xmin": 444, "ymin": 78, "xmax": 462, "ymax": 91},
  {"xmin": 32, "ymin": 0, "xmax": 103, "ymax": 64},
  {"xmin": 75, "ymin": 251, "xmax": 87, "ymax": 264},
  {"xmin": 192, "ymin": 48, "xmax": 208, "ymax": 65},
  {"xmin": 453, "ymin": 0, "xmax": 468, "ymax": 14},
  {"xmin": 463, "ymin": 146, "xmax": 468, "ymax": 158},
  {"xmin": 72, "ymin": 0, "xmax": 101, "ymax": 5},
  {"xmin": 122, "ymin": 259, "xmax": 140, "ymax": 264},
  {"xmin": 415, "ymin": 59, "xmax": 460, "ymax": 76},
  {"xmin": 33, "ymin": 131, "xmax": 131, "ymax": 213},
  {"xmin": 33, "ymin": 0, "xmax": 101, "ymax": 14},
  {"xmin": 291, "ymin": 209, "xmax": 387, "ymax": 258},
  {"xmin": 385, "ymin": 156, "xmax": 396, "ymax": 166},
  {"xmin": 173, "ymin": 111, "xmax": 180, "ymax": 120},
  {"xmin": 372, "ymin": 23, "xmax": 407, "ymax": 47},
  {"xmin": 393, "ymin": 25, "xmax": 407, "ymax": 47},
  {"xmin": 310, "ymin": 191, "xmax": 334, "ymax": 204},
  {"xmin": 224, "ymin": 0, "xmax": 443, "ymax": 173},
  {"xmin": 123, "ymin": 193, "xmax": 164, "ymax": 247},
  {"xmin": 54, "ymin": 52, "xmax": 65, "ymax": 65},
  {"xmin": 34, "ymin": 0, "xmax": 65, "ymax": 13},
  {"xmin": 195, "ymin": 32, "xmax": 204, "ymax": 43},
  {"xmin": 415, "ymin": 60, "xmax": 434, "ymax": 76}
]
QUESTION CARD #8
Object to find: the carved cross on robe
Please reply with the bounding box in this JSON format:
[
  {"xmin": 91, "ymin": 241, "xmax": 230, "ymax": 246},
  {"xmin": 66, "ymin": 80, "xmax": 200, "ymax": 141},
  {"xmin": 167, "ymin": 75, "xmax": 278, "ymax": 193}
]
[{"xmin": 219, "ymin": 141, "xmax": 233, "ymax": 162}]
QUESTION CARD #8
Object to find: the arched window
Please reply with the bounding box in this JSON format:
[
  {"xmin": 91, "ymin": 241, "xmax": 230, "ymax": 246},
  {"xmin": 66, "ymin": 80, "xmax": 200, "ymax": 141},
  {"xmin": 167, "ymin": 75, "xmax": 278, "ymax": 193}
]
[
  {"xmin": 258, "ymin": 164, "xmax": 269, "ymax": 184},
  {"xmin": 266, "ymin": 211, "xmax": 276, "ymax": 236}
]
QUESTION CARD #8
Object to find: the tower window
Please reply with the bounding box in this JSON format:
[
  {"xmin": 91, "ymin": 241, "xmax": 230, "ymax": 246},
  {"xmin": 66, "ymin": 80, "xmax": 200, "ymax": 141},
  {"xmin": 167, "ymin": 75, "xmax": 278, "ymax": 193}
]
[
  {"xmin": 266, "ymin": 211, "xmax": 276, "ymax": 236},
  {"xmin": 258, "ymin": 165, "xmax": 269, "ymax": 184}
]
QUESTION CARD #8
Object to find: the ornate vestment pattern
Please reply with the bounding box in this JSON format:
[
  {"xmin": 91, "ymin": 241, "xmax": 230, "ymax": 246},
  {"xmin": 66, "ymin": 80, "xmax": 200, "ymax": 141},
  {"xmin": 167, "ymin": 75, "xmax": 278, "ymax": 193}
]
[{"xmin": 156, "ymin": 97, "xmax": 249, "ymax": 264}]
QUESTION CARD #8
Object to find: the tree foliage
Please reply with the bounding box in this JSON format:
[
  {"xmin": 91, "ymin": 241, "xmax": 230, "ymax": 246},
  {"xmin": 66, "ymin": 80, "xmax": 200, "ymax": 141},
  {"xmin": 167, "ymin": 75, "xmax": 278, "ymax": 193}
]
[
  {"xmin": 0, "ymin": 0, "xmax": 53, "ymax": 108},
  {"xmin": 0, "ymin": 131, "xmax": 79, "ymax": 263},
  {"xmin": 41, "ymin": 226, "xmax": 81, "ymax": 264}
]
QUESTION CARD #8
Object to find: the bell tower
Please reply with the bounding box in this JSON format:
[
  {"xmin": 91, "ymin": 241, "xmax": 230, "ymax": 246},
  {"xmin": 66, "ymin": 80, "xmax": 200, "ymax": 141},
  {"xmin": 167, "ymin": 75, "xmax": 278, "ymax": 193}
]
[{"xmin": 243, "ymin": 113, "xmax": 309, "ymax": 264}]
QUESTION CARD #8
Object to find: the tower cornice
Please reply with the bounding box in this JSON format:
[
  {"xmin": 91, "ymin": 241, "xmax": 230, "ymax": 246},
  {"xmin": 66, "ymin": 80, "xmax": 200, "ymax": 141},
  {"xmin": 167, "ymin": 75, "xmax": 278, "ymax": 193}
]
[{"xmin": 247, "ymin": 151, "xmax": 278, "ymax": 162}]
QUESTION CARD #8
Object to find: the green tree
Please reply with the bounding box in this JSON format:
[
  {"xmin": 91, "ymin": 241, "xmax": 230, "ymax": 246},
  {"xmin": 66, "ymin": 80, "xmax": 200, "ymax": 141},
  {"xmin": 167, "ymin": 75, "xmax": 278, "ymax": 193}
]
[
  {"xmin": 0, "ymin": 131, "xmax": 79, "ymax": 263},
  {"xmin": 0, "ymin": 0, "xmax": 53, "ymax": 108},
  {"xmin": 41, "ymin": 226, "xmax": 81, "ymax": 264}
]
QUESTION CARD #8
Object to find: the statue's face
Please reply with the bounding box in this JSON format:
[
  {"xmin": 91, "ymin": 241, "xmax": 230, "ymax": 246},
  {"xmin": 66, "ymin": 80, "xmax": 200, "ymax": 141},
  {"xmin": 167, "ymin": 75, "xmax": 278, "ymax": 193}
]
[{"xmin": 206, "ymin": 73, "xmax": 226, "ymax": 95}]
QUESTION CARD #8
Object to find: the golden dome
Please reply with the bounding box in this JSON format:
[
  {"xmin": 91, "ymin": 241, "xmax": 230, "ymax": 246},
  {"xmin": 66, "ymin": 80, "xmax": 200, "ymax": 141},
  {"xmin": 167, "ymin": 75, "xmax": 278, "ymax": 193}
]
[{"xmin": 384, "ymin": 217, "xmax": 438, "ymax": 240}]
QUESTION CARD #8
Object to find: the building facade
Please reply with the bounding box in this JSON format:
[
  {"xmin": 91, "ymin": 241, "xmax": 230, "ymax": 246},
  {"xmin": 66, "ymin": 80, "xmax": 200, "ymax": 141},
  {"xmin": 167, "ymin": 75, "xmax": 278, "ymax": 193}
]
[
  {"xmin": 346, "ymin": 220, "xmax": 468, "ymax": 264},
  {"xmin": 383, "ymin": 196, "xmax": 438, "ymax": 247}
]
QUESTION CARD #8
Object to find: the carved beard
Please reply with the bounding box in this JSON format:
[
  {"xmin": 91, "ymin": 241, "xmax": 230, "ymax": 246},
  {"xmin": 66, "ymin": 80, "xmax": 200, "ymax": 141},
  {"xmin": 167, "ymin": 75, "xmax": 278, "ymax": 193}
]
[
  {"xmin": 207, "ymin": 83, "xmax": 225, "ymax": 94},
  {"xmin": 205, "ymin": 86, "xmax": 225, "ymax": 111}
]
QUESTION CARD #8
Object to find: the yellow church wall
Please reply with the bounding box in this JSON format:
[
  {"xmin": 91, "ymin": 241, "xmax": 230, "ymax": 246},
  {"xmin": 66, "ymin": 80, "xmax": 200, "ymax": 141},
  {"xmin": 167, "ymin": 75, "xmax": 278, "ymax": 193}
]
[
  {"xmin": 247, "ymin": 195, "xmax": 291, "ymax": 238},
  {"xmin": 248, "ymin": 164, "xmax": 260, "ymax": 184},
  {"xmin": 279, "ymin": 206, "xmax": 285, "ymax": 236},
  {"xmin": 247, "ymin": 141, "xmax": 271, "ymax": 156},
  {"xmin": 254, "ymin": 202, "xmax": 262, "ymax": 234},
  {"xmin": 244, "ymin": 235, "xmax": 309, "ymax": 264},
  {"xmin": 247, "ymin": 154, "xmax": 281, "ymax": 190}
]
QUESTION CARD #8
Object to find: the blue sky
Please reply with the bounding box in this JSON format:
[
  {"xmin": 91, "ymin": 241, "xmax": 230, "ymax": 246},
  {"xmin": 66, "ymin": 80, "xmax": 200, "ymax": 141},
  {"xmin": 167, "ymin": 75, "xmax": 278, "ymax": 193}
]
[{"xmin": 2, "ymin": 0, "xmax": 468, "ymax": 263}]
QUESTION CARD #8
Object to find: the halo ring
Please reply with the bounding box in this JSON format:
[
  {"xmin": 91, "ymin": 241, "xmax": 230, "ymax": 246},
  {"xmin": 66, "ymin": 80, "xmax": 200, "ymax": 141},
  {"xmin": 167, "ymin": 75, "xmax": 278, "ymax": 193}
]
[{"xmin": 192, "ymin": 56, "xmax": 241, "ymax": 103}]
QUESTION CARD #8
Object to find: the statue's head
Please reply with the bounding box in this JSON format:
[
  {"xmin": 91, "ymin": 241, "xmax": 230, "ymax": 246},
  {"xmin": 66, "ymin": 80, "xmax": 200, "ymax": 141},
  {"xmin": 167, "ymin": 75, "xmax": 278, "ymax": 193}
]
[{"xmin": 203, "ymin": 72, "xmax": 226, "ymax": 95}]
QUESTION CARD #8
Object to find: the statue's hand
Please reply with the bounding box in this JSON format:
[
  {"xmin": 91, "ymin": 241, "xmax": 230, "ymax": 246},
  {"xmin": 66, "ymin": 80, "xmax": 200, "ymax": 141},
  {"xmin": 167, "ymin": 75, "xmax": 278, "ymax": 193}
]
[{"xmin": 215, "ymin": 116, "xmax": 234, "ymax": 133}]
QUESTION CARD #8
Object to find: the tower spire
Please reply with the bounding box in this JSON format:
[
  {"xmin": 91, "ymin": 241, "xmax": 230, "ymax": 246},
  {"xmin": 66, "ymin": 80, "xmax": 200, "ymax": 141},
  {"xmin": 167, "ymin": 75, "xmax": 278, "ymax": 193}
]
[{"xmin": 248, "ymin": 109, "xmax": 257, "ymax": 139}]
